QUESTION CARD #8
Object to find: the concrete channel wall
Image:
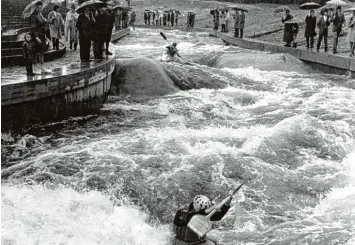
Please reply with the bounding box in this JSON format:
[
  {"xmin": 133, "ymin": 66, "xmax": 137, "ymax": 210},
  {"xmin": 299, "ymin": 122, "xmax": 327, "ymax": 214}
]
[
  {"xmin": 1, "ymin": 29, "xmax": 130, "ymax": 132},
  {"xmin": 136, "ymin": 25, "xmax": 355, "ymax": 77}
]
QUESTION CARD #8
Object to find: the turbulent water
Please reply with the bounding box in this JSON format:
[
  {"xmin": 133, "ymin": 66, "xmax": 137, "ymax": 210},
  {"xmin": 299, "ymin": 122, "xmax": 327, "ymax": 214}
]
[{"xmin": 2, "ymin": 29, "xmax": 355, "ymax": 245}]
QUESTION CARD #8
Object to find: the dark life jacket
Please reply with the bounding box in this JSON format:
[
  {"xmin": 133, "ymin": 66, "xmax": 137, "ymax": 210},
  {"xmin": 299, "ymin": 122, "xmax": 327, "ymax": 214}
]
[
  {"xmin": 173, "ymin": 202, "xmax": 230, "ymax": 243},
  {"xmin": 166, "ymin": 46, "xmax": 177, "ymax": 57}
]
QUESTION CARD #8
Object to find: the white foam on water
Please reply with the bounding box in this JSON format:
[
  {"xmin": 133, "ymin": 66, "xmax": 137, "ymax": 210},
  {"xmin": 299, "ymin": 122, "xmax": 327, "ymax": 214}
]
[{"xmin": 1, "ymin": 185, "xmax": 171, "ymax": 245}]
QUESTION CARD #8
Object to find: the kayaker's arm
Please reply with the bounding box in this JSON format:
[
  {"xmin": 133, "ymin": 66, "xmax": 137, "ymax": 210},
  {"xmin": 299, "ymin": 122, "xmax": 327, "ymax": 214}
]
[{"xmin": 209, "ymin": 204, "xmax": 230, "ymax": 221}]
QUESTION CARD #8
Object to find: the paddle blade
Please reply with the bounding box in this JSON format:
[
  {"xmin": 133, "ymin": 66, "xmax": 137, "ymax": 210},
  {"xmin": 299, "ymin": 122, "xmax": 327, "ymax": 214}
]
[
  {"xmin": 187, "ymin": 214, "xmax": 212, "ymax": 238},
  {"xmin": 230, "ymin": 181, "xmax": 246, "ymax": 196},
  {"xmin": 160, "ymin": 32, "xmax": 167, "ymax": 40}
]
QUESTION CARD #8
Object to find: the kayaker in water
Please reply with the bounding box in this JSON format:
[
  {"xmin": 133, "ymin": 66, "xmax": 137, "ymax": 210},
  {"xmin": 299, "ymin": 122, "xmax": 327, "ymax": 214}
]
[
  {"xmin": 172, "ymin": 194, "xmax": 232, "ymax": 245},
  {"xmin": 166, "ymin": 42, "xmax": 179, "ymax": 60}
]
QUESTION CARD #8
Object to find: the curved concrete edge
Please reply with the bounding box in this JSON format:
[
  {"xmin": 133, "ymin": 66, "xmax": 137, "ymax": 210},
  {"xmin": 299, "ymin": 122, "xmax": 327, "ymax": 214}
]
[
  {"xmin": 1, "ymin": 40, "xmax": 66, "ymax": 67},
  {"xmin": 1, "ymin": 29, "xmax": 130, "ymax": 132},
  {"xmin": 1, "ymin": 57, "xmax": 115, "ymax": 106},
  {"xmin": 1, "ymin": 27, "xmax": 30, "ymax": 42},
  {"xmin": 1, "ymin": 57, "xmax": 115, "ymax": 132}
]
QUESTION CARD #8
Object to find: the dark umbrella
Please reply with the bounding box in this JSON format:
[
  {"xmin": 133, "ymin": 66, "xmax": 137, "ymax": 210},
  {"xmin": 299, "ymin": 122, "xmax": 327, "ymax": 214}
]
[
  {"xmin": 76, "ymin": 0, "xmax": 105, "ymax": 13},
  {"xmin": 299, "ymin": 2, "xmax": 321, "ymax": 10},
  {"xmin": 232, "ymin": 7, "xmax": 248, "ymax": 12},
  {"xmin": 273, "ymin": 6, "xmax": 290, "ymax": 14}
]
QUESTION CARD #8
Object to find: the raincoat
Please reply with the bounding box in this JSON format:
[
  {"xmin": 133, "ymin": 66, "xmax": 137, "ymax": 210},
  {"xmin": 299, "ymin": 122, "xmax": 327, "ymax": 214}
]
[
  {"xmin": 48, "ymin": 11, "xmax": 64, "ymax": 39},
  {"xmin": 65, "ymin": 10, "xmax": 79, "ymax": 42}
]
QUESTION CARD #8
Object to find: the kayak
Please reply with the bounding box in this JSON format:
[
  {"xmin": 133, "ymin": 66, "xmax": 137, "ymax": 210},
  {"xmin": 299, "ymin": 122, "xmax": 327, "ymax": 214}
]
[
  {"xmin": 161, "ymin": 53, "xmax": 175, "ymax": 62},
  {"xmin": 160, "ymin": 54, "xmax": 194, "ymax": 66}
]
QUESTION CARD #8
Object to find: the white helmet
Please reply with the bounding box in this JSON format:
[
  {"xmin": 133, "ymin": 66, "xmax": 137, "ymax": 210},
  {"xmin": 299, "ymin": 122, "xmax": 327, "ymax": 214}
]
[{"xmin": 193, "ymin": 195, "xmax": 212, "ymax": 212}]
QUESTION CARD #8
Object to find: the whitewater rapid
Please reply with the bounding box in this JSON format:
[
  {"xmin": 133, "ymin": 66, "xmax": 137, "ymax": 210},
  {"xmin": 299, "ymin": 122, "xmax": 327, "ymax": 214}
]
[{"xmin": 2, "ymin": 28, "xmax": 355, "ymax": 245}]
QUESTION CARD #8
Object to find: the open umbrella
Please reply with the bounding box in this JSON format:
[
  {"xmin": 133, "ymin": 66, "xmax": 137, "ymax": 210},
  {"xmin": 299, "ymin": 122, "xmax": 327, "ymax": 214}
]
[
  {"xmin": 22, "ymin": 0, "xmax": 50, "ymax": 18},
  {"xmin": 273, "ymin": 6, "xmax": 290, "ymax": 14},
  {"xmin": 299, "ymin": 2, "xmax": 321, "ymax": 10},
  {"xmin": 343, "ymin": 7, "xmax": 355, "ymax": 13},
  {"xmin": 325, "ymin": 0, "xmax": 347, "ymax": 6},
  {"xmin": 76, "ymin": 0, "xmax": 105, "ymax": 13},
  {"xmin": 320, "ymin": 7, "xmax": 334, "ymax": 14},
  {"xmin": 232, "ymin": 7, "xmax": 248, "ymax": 12}
]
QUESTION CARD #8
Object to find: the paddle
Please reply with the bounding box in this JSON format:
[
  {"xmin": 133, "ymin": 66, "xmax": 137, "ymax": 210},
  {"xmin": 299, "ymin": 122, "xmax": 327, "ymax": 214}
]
[
  {"xmin": 159, "ymin": 32, "xmax": 186, "ymax": 63},
  {"xmin": 187, "ymin": 181, "xmax": 246, "ymax": 238}
]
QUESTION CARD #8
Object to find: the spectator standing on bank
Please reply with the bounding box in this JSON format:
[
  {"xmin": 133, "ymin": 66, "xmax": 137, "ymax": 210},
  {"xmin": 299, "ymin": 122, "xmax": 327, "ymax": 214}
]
[
  {"xmin": 122, "ymin": 10, "xmax": 128, "ymax": 28},
  {"xmin": 214, "ymin": 9, "xmax": 219, "ymax": 31},
  {"xmin": 152, "ymin": 11, "xmax": 156, "ymax": 25},
  {"xmin": 282, "ymin": 10, "xmax": 294, "ymax": 46},
  {"xmin": 92, "ymin": 7, "xmax": 108, "ymax": 59},
  {"xmin": 225, "ymin": 9, "xmax": 230, "ymax": 32},
  {"xmin": 305, "ymin": 10, "xmax": 317, "ymax": 49},
  {"xmin": 317, "ymin": 9, "xmax": 330, "ymax": 52},
  {"xmin": 76, "ymin": 7, "xmax": 94, "ymax": 62},
  {"xmin": 175, "ymin": 10, "xmax": 179, "ymax": 26},
  {"xmin": 330, "ymin": 6, "xmax": 345, "ymax": 54},
  {"xmin": 104, "ymin": 6, "xmax": 114, "ymax": 55},
  {"xmin": 171, "ymin": 11, "xmax": 175, "ymax": 26},
  {"xmin": 144, "ymin": 11, "xmax": 148, "ymax": 25},
  {"xmin": 115, "ymin": 10, "xmax": 122, "ymax": 30},
  {"xmin": 65, "ymin": 4, "xmax": 79, "ymax": 51},
  {"xmin": 167, "ymin": 11, "xmax": 171, "ymax": 26},
  {"xmin": 148, "ymin": 11, "xmax": 151, "ymax": 25},
  {"xmin": 48, "ymin": 5, "xmax": 64, "ymax": 51},
  {"xmin": 159, "ymin": 11, "xmax": 163, "ymax": 25},
  {"xmin": 30, "ymin": 1, "xmax": 50, "ymax": 73},
  {"xmin": 292, "ymin": 23, "xmax": 299, "ymax": 48},
  {"xmin": 235, "ymin": 10, "xmax": 245, "ymax": 38},
  {"xmin": 22, "ymin": 33, "xmax": 36, "ymax": 76},
  {"xmin": 347, "ymin": 10, "xmax": 355, "ymax": 57},
  {"xmin": 130, "ymin": 11, "xmax": 136, "ymax": 29},
  {"xmin": 220, "ymin": 11, "xmax": 226, "ymax": 32},
  {"xmin": 163, "ymin": 13, "xmax": 167, "ymax": 26}
]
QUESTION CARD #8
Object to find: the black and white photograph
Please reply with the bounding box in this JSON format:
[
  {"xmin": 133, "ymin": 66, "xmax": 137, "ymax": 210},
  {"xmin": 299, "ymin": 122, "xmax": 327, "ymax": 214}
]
[{"xmin": 1, "ymin": 0, "xmax": 355, "ymax": 244}]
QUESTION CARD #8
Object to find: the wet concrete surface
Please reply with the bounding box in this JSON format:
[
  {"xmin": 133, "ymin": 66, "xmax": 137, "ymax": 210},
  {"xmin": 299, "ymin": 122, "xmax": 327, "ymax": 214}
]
[{"xmin": 1, "ymin": 58, "xmax": 112, "ymax": 85}]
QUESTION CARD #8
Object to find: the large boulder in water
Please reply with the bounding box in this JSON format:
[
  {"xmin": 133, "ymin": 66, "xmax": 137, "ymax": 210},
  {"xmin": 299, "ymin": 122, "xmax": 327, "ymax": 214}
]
[
  {"xmin": 111, "ymin": 57, "xmax": 179, "ymax": 99},
  {"xmin": 162, "ymin": 62, "xmax": 228, "ymax": 90}
]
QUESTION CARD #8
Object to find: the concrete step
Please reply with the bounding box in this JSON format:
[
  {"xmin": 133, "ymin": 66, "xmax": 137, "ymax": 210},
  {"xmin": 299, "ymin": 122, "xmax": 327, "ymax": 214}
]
[
  {"xmin": 1, "ymin": 48, "xmax": 23, "ymax": 56},
  {"xmin": 1, "ymin": 43, "xmax": 66, "ymax": 67},
  {"xmin": 2, "ymin": 40, "xmax": 23, "ymax": 49}
]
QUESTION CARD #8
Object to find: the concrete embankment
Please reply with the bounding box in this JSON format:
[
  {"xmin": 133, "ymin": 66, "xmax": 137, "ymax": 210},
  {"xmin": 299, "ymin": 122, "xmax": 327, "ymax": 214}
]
[
  {"xmin": 1, "ymin": 29, "xmax": 130, "ymax": 132},
  {"xmin": 136, "ymin": 25, "xmax": 355, "ymax": 77}
]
